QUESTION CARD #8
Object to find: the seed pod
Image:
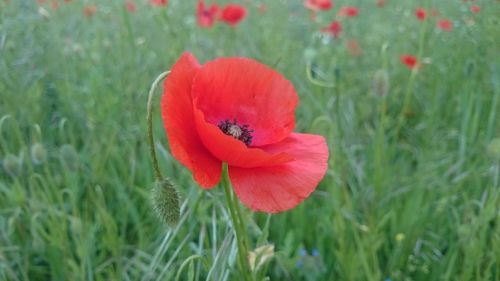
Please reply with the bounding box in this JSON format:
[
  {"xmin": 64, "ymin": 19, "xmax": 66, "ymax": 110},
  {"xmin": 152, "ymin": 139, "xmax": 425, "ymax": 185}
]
[
  {"xmin": 372, "ymin": 69, "xmax": 390, "ymax": 97},
  {"xmin": 31, "ymin": 143, "xmax": 48, "ymax": 165},
  {"xmin": 3, "ymin": 154, "xmax": 22, "ymax": 177},
  {"xmin": 151, "ymin": 179, "xmax": 180, "ymax": 227}
]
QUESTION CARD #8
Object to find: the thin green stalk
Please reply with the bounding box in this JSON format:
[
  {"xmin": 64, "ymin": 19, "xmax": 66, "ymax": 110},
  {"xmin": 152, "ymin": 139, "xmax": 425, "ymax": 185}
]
[
  {"xmin": 147, "ymin": 71, "xmax": 170, "ymax": 181},
  {"xmin": 232, "ymin": 187, "xmax": 250, "ymax": 251},
  {"xmin": 221, "ymin": 163, "xmax": 253, "ymax": 281},
  {"xmin": 374, "ymin": 44, "xmax": 390, "ymax": 195}
]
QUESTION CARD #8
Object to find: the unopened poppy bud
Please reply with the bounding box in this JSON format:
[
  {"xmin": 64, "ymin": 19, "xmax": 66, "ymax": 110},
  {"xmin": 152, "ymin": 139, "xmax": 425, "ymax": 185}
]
[
  {"xmin": 152, "ymin": 179, "xmax": 180, "ymax": 226},
  {"xmin": 59, "ymin": 144, "xmax": 79, "ymax": 170},
  {"xmin": 248, "ymin": 244, "xmax": 274, "ymax": 272},
  {"xmin": 487, "ymin": 138, "xmax": 500, "ymax": 159},
  {"xmin": 303, "ymin": 48, "xmax": 317, "ymax": 64},
  {"xmin": 38, "ymin": 7, "xmax": 50, "ymax": 19},
  {"xmin": 372, "ymin": 69, "xmax": 390, "ymax": 97},
  {"xmin": 3, "ymin": 154, "xmax": 22, "ymax": 177},
  {"xmin": 31, "ymin": 143, "xmax": 48, "ymax": 165}
]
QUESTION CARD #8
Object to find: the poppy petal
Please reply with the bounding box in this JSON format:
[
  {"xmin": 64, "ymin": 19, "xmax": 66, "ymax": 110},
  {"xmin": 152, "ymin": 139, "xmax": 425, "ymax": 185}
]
[
  {"xmin": 192, "ymin": 105, "xmax": 294, "ymax": 168},
  {"xmin": 161, "ymin": 52, "xmax": 222, "ymax": 188},
  {"xmin": 191, "ymin": 57, "xmax": 298, "ymax": 146},
  {"xmin": 229, "ymin": 133, "xmax": 329, "ymax": 213}
]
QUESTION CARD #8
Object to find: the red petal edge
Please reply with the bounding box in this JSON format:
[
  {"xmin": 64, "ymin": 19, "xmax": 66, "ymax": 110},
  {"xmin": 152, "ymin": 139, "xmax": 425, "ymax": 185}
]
[
  {"xmin": 192, "ymin": 105, "xmax": 294, "ymax": 168},
  {"xmin": 229, "ymin": 133, "xmax": 329, "ymax": 213},
  {"xmin": 161, "ymin": 52, "xmax": 222, "ymax": 188}
]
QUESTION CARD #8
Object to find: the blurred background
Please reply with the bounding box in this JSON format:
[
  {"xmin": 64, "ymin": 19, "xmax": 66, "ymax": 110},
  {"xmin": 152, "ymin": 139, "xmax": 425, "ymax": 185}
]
[{"xmin": 0, "ymin": 0, "xmax": 499, "ymax": 280}]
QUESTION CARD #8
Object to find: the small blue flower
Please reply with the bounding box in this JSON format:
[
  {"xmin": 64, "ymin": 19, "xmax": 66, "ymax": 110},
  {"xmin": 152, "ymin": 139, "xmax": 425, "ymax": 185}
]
[
  {"xmin": 299, "ymin": 248, "xmax": 307, "ymax": 257},
  {"xmin": 384, "ymin": 278, "xmax": 392, "ymax": 281},
  {"xmin": 312, "ymin": 248, "xmax": 319, "ymax": 257},
  {"xmin": 296, "ymin": 260, "xmax": 303, "ymax": 268}
]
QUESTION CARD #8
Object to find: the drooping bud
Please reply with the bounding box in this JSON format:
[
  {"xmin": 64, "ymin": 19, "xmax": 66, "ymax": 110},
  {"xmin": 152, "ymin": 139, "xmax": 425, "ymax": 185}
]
[
  {"xmin": 151, "ymin": 179, "xmax": 180, "ymax": 226},
  {"xmin": 3, "ymin": 154, "xmax": 22, "ymax": 177},
  {"xmin": 372, "ymin": 69, "xmax": 390, "ymax": 97},
  {"xmin": 59, "ymin": 144, "xmax": 79, "ymax": 170},
  {"xmin": 31, "ymin": 143, "xmax": 48, "ymax": 165}
]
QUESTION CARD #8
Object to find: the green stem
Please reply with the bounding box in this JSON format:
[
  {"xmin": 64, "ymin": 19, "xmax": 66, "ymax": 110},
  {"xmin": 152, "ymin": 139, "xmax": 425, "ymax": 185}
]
[
  {"xmin": 221, "ymin": 163, "xmax": 253, "ymax": 281},
  {"xmin": 147, "ymin": 71, "xmax": 170, "ymax": 181},
  {"xmin": 232, "ymin": 188, "xmax": 250, "ymax": 251}
]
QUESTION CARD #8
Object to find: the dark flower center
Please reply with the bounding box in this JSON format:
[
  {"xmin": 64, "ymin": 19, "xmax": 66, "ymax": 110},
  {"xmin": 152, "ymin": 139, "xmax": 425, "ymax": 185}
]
[{"xmin": 218, "ymin": 119, "xmax": 254, "ymax": 146}]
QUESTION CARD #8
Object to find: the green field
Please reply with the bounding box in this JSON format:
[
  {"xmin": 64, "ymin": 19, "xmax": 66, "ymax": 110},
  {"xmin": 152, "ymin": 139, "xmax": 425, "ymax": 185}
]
[{"xmin": 1, "ymin": 0, "xmax": 499, "ymax": 280}]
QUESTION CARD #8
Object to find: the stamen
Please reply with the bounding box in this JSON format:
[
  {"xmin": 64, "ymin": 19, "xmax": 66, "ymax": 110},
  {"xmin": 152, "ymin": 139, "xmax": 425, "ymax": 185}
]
[{"xmin": 218, "ymin": 119, "xmax": 254, "ymax": 146}]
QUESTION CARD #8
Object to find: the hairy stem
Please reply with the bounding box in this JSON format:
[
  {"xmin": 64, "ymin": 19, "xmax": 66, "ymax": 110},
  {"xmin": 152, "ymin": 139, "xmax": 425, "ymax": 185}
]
[{"xmin": 147, "ymin": 71, "xmax": 170, "ymax": 181}]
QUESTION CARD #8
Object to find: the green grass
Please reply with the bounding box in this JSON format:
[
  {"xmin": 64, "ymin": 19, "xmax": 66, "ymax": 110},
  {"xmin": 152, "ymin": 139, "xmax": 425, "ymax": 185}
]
[{"xmin": 1, "ymin": 0, "xmax": 499, "ymax": 280}]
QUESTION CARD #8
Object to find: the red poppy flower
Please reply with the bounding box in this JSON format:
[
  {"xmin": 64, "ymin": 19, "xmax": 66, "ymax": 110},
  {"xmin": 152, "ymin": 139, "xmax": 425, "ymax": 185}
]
[
  {"xmin": 161, "ymin": 52, "xmax": 328, "ymax": 213},
  {"xmin": 197, "ymin": 0, "xmax": 219, "ymax": 28},
  {"xmin": 321, "ymin": 21, "xmax": 342, "ymax": 38},
  {"xmin": 150, "ymin": 0, "xmax": 167, "ymax": 7},
  {"xmin": 126, "ymin": 0, "xmax": 136, "ymax": 13},
  {"xmin": 437, "ymin": 19, "xmax": 453, "ymax": 31},
  {"xmin": 376, "ymin": 0, "xmax": 385, "ymax": 8},
  {"xmin": 338, "ymin": 6, "xmax": 359, "ymax": 17},
  {"xmin": 83, "ymin": 5, "xmax": 96, "ymax": 17},
  {"xmin": 470, "ymin": 5, "xmax": 480, "ymax": 13},
  {"xmin": 220, "ymin": 4, "xmax": 247, "ymax": 27},
  {"xmin": 304, "ymin": 0, "xmax": 333, "ymax": 11},
  {"xmin": 50, "ymin": 0, "xmax": 58, "ymax": 10},
  {"xmin": 415, "ymin": 8, "xmax": 426, "ymax": 21},
  {"xmin": 400, "ymin": 55, "xmax": 418, "ymax": 69}
]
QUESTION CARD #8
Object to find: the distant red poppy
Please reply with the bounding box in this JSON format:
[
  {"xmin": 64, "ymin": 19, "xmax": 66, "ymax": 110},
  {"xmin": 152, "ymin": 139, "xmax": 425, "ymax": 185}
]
[
  {"xmin": 83, "ymin": 5, "xmax": 96, "ymax": 17},
  {"xmin": 400, "ymin": 55, "xmax": 418, "ymax": 69},
  {"xmin": 257, "ymin": 3, "xmax": 267, "ymax": 13},
  {"xmin": 197, "ymin": 0, "xmax": 219, "ymax": 28},
  {"xmin": 321, "ymin": 21, "xmax": 342, "ymax": 38},
  {"xmin": 150, "ymin": 0, "xmax": 167, "ymax": 7},
  {"xmin": 161, "ymin": 52, "xmax": 328, "ymax": 213},
  {"xmin": 376, "ymin": 0, "xmax": 385, "ymax": 8},
  {"xmin": 220, "ymin": 4, "xmax": 247, "ymax": 27},
  {"xmin": 346, "ymin": 39, "xmax": 361, "ymax": 56},
  {"xmin": 50, "ymin": 0, "xmax": 58, "ymax": 10},
  {"xmin": 125, "ymin": 0, "xmax": 136, "ymax": 13},
  {"xmin": 470, "ymin": 5, "xmax": 480, "ymax": 13},
  {"xmin": 415, "ymin": 8, "xmax": 426, "ymax": 21},
  {"xmin": 437, "ymin": 19, "xmax": 453, "ymax": 31},
  {"xmin": 338, "ymin": 6, "xmax": 359, "ymax": 17},
  {"xmin": 304, "ymin": 0, "xmax": 333, "ymax": 11},
  {"xmin": 36, "ymin": 0, "xmax": 46, "ymax": 4},
  {"xmin": 430, "ymin": 9, "xmax": 439, "ymax": 17}
]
